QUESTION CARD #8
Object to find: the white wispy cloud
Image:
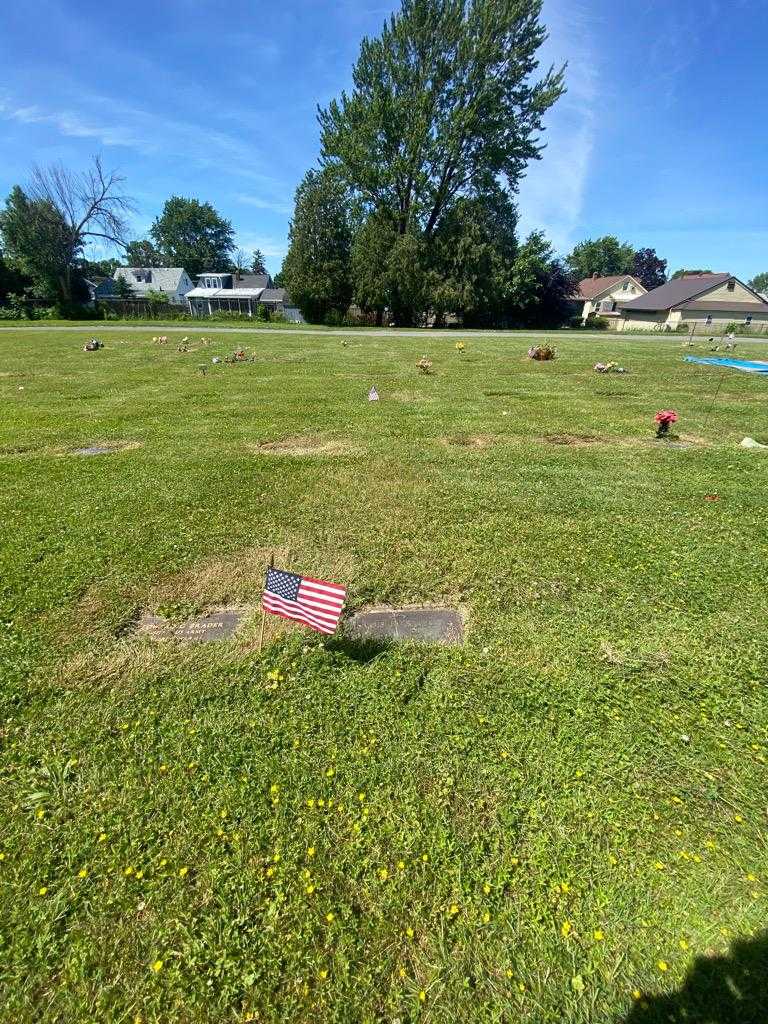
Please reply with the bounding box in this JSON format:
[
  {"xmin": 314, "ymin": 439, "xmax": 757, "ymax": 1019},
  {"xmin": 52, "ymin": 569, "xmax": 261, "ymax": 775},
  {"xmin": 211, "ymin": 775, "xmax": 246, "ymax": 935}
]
[
  {"xmin": 233, "ymin": 193, "xmax": 293, "ymax": 215},
  {"xmin": 515, "ymin": 0, "xmax": 599, "ymax": 256}
]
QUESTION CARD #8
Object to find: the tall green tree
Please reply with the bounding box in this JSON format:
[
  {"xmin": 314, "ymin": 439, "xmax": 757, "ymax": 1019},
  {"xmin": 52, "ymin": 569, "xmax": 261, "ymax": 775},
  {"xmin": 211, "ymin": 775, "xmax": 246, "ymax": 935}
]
[
  {"xmin": 428, "ymin": 188, "xmax": 518, "ymax": 325},
  {"xmin": 150, "ymin": 197, "xmax": 235, "ymax": 278},
  {"xmin": 251, "ymin": 249, "xmax": 267, "ymax": 275},
  {"xmin": 0, "ymin": 245, "xmax": 32, "ymax": 302},
  {"xmin": 126, "ymin": 239, "xmax": 163, "ymax": 267},
  {"xmin": 631, "ymin": 248, "xmax": 667, "ymax": 290},
  {"xmin": 318, "ymin": 0, "xmax": 563, "ymax": 323},
  {"xmin": 0, "ymin": 185, "xmax": 74, "ymax": 301},
  {"xmin": 748, "ymin": 271, "xmax": 768, "ymax": 294},
  {"xmin": 567, "ymin": 236, "xmax": 635, "ymax": 281},
  {"xmin": 282, "ymin": 169, "xmax": 354, "ymax": 323},
  {"xmin": 508, "ymin": 231, "xmax": 575, "ymax": 328}
]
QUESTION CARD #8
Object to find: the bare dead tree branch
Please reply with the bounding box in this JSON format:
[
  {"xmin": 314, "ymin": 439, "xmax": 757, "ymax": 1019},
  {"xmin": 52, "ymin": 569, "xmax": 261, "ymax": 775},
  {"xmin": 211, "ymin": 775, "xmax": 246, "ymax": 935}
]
[{"xmin": 28, "ymin": 155, "xmax": 135, "ymax": 256}]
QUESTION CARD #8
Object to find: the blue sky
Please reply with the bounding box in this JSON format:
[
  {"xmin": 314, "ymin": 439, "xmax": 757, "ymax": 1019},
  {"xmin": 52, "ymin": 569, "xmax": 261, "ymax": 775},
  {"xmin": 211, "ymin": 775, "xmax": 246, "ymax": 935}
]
[{"xmin": 1, "ymin": 0, "xmax": 765, "ymax": 280}]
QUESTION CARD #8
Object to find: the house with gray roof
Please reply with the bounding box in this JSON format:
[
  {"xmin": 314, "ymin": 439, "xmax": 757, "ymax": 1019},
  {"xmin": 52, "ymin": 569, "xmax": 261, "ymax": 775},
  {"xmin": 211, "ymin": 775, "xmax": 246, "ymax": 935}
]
[
  {"xmin": 617, "ymin": 273, "xmax": 768, "ymax": 331},
  {"xmin": 113, "ymin": 267, "xmax": 194, "ymax": 303}
]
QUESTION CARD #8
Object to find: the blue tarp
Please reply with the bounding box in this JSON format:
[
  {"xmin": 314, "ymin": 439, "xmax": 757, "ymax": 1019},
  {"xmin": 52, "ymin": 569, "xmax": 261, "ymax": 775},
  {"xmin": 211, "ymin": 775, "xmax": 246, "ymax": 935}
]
[{"xmin": 684, "ymin": 356, "xmax": 768, "ymax": 375}]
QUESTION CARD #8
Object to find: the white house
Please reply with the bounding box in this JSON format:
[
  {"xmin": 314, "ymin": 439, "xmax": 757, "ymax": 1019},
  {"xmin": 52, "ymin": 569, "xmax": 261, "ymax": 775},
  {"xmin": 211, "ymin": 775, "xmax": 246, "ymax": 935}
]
[
  {"xmin": 573, "ymin": 274, "xmax": 647, "ymax": 321},
  {"xmin": 113, "ymin": 267, "xmax": 194, "ymax": 303},
  {"xmin": 185, "ymin": 272, "xmax": 303, "ymax": 320}
]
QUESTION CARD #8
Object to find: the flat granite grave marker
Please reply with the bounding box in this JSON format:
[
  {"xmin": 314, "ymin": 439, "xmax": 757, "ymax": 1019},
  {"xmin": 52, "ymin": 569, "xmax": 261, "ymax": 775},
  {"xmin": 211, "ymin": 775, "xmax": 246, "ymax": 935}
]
[
  {"xmin": 345, "ymin": 607, "xmax": 464, "ymax": 645},
  {"xmin": 138, "ymin": 606, "xmax": 245, "ymax": 642},
  {"xmin": 73, "ymin": 445, "xmax": 113, "ymax": 456}
]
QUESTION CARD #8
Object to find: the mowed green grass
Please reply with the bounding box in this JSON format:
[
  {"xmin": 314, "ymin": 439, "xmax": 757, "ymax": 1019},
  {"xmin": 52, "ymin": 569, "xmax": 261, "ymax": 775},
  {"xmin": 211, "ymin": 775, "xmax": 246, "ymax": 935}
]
[{"xmin": 1, "ymin": 329, "xmax": 767, "ymax": 1023}]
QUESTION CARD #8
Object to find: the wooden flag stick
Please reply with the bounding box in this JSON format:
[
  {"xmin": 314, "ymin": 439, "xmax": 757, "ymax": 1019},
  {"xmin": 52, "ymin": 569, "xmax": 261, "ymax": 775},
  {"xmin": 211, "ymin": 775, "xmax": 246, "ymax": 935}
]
[{"xmin": 258, "ymin": 553, "xmax": 275, "ymax": 652}]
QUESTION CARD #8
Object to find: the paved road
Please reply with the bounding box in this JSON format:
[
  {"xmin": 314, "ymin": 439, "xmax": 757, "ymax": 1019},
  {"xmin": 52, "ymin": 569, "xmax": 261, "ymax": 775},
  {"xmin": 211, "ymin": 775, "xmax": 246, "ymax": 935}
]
[{"xmin": 2, "ymin": 324, "xmax": 767, "ymax": 344}]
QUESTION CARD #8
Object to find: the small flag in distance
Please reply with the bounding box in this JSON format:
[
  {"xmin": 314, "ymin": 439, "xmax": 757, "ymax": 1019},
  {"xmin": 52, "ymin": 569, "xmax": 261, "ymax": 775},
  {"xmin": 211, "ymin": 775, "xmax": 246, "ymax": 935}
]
[
  {"xmin": 262, "ymin": 567, "xmax": 346, "ymax": 636},
  {"xmin": 368, "ymin": 385, "xmax": 379, "ymax": 401}
]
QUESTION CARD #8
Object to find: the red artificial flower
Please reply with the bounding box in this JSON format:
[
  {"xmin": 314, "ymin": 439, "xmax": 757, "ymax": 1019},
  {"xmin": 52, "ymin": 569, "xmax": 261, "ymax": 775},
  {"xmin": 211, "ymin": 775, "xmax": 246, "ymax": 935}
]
[{"xmin": 654, "ymin": 409, "xmax": 678, "ymax": 424}]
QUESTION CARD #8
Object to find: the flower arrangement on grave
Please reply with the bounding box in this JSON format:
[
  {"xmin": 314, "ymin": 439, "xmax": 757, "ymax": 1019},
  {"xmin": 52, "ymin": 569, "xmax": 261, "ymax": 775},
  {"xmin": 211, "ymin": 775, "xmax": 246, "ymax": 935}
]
[
  {"xmin": 416, "ymin": 355, "xmax": 433, "ymax": 374},
  {"xmin": 527, "ymin": 343, "xmax": 556, "ymax": 361},
  {"xmin": 455, "ymin": 341, "xmax": 466, "ymax": 353},
  {"xmin": 654, "ymin": 409, "xmax": 678, "ymax": 437},
  {"xmin": 593, "ymin": 361, "xmax": 627, "ymax": 374}
]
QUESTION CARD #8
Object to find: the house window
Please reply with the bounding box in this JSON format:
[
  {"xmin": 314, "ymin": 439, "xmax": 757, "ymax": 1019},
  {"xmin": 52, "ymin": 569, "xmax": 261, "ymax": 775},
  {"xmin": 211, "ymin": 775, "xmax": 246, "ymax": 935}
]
[
  {"xmin": 727, "ymin": 280, "xmax": 735, "ymax": 291},
  {"xmin": 745, "ymin": 314, "xmax": 753, "ymax": 325}
]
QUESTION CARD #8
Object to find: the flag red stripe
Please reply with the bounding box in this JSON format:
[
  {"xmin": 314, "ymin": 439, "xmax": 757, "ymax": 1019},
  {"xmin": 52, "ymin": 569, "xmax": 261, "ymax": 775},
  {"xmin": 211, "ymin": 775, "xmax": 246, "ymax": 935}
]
[
  {"xmin": 298, "ymin": 586, "xmax": 344, "ymax": 612},
  {"xmin": 262, "ymin": 596, "xmax": 336, "ymax": 635},
  {"xmin": 301, "ymin": 575, "xmax": 346, "ymax": 597},
  {"xmin": 263, "ymin": 592, "xmax": 340, "ymax": 632},
  {"xmin": 263, "ymin": 592, "xmax": 338, "ymax": 627}
]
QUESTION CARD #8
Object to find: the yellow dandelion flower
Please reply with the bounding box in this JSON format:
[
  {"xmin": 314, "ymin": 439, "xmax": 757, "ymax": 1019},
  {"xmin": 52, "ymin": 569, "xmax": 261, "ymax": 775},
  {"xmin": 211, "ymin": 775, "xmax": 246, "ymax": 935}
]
[
  {"xmin": 378, "ymin": 868, "xmax": 388, "ymax": 881},
  {"xmin": 38, "ymin": 886, "xmax": 48, "ymax": 896},
  {"xmin": 273, "ymin": 853, "xmax": 281, "ymax": 862},
  {"xmin": 98, "ymin": 833, "xmax": 108, "ymax": 842},
  {"xmin": 483, "ymin": 883, "xmax": 491, "ymax": 894},
  {"xmin": 159, "ymin": 765, "xmax": 168, "ymax": 773},
  {"xmin": 654, "ymin": 861, "xmax": 665, "ymax": 870},
  {"xmin": 406, "ymin": 927, "xmax": 414, "ymax": 938},
  {"xmin": 36, "ymin": 808, "xmax": 45, "ymax": 819},
  {"xmin": 325, "ymin": 767, "xmax": 335, "ymax": 778},
  {"xmin": 306, "ymin": 884, "xmax": 315, "ymax": 894},
  {"xmin": 318, "ymin": 969, "xmax": 328, "ymax": 980},
  {"xmin": 561, "ymin": 920, "xmax": 572, "ymax": 938},
  {"xmin": 151, "ymin": 960, "xmax": 163, "ymax": 973},
  {"xmin": 318, "ymin": 798, "xmax": 325, "ymax": 807},
  {"xmin": 506, "ymin": 969, "xmax": 513, "ymax": 979},
  {"xmin": 270, "ymin": 784, "xmax": 279, "ymax": 794},
  {"xmin": 325, "ymin": 912, "xmax": 334, "ymax": 923},
  {"xmin": 632, "ymin": 989, "xmax": 642, "ymax": 1000},
  {"xmin": 266, "ymin": 867, "xmax": 274, "ymax": 878},
  {"xmin": 418, "ymin": 991, "xmax": 426, "ymax": 1003},
  {"xmin": 657, "ymin": 961, "xmax": 668, "ymax": 972},
  {"xmin": 559, "ymin": 882, "xmax": 571, "ymax": 893},
  {"xmin": 307, "ymin": 798, "xmax": 315, "ymax": 808},
  {"xmin": 449, "ymin": 903, "xmax": 459, "ymax": 916},
  {"xmin": 0, "ymin": 853, "xmax": 5, "ymax": 861},
  {"xmin": 178, "ymin": 866, "xmax": 189, "ymax": 878},
  {"xmin": 482, "ymin": 911, "xmax": 491, "ymax": 924},
  {"xmin": 307, "ymin": 847, "xmax": 316, "ymax": 858},
  {"xmin": 421, "ymin": 854, "xmax": 429, "ymax": 863},
  {"xmin": 500, "ymin": 750, "xmax": 509, "ymax": 760},
  {"xmin": 398, "ymin": 861, "xmax": 405, "ymax": 870},
  {"xmin": 593, "ymin": 929, "xmax": 605, "ymax": 941},
  {"xmin": 746, "ymin": 873, "xmax": 758, "ymax": 882},
  {"xmin": 734, "ymin": 814, "xmax": 744, "ymax": 823},
  {"xmin": 358, "ymin": 792, "xmax": 366, "ymax": 802},
  {"xmin": 159, "ymin": 858, "xmax": 167, "ymax": 867},
  {"xmin": 78, "ymin": 869, "xmax": 88, "ymax": 878},
  {"xmin": 518, "ymin": 982, "xmax": 526, "ymax": 993},
  {"xmin": 679, "ymin": 939, "xmax": 689, "ymax": 950},
  {"xmin": 124, "ymin": 866, "xmax": 134, "ymax": 877},
  {"xmin": 511, "ymin": 857, "xmax": 519, "ymax": 866},
  {"xmin": 398, "ymin": 967, "xmax": 406, "ymax": 979}
]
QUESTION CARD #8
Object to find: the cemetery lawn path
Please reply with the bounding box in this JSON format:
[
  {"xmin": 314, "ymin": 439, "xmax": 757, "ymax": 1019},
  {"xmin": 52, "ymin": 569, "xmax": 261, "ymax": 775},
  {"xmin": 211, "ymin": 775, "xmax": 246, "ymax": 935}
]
[{"xmin": 1, "ymin": 328, "xmax": 768, "ymax": 1023}]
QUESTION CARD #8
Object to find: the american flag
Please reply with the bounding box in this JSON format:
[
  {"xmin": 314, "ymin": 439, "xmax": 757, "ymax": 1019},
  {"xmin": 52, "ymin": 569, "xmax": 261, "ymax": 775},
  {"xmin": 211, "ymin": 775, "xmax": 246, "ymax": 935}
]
[{"xmin": 262, "ymin": 567, "xmax": 346, "ymax": 635}]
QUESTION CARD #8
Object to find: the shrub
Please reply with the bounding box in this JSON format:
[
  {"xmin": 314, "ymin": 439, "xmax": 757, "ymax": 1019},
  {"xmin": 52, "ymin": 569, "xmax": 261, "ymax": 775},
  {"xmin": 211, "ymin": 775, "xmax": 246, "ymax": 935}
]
[
  {"xmin": 584, "ymin": 315, "xmax": 609, "ymax": 331},
  {"xmin": 676, "ymin": 322, "xmax": 690, "ymax": 333}
]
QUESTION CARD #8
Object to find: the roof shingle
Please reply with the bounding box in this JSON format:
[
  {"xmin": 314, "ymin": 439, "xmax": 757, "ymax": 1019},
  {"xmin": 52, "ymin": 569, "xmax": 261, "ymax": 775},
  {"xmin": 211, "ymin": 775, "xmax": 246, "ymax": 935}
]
[{"xmin": 618, "ymin": 274, "xmax": 730, "ymax": 311}]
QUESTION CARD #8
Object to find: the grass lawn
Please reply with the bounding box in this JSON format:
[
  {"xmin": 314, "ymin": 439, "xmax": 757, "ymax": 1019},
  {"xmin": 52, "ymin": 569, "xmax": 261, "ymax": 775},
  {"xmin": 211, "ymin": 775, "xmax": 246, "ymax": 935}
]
[{"xmin": 1, "ymin": 328, "xmax": 767, "ymax": 1023}]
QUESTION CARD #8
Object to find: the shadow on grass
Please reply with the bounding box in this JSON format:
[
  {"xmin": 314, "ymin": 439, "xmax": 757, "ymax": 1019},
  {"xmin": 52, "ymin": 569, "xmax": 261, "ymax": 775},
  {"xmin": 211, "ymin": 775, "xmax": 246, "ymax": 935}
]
[
  {"xmin": 623, "ymin": 930, "xmax": 768, "ymax": 1024},
  {"xmin": 325, "ymin": 634, "xmax": 394, "ymax": 665}
]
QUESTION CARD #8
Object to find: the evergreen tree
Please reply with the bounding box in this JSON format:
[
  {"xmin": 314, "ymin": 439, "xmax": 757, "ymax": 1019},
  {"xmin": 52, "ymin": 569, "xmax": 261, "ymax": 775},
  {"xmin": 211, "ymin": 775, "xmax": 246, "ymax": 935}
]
[{"xmin": 281, "ymin": 169, "xmax": 354, "ymax": 323}]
